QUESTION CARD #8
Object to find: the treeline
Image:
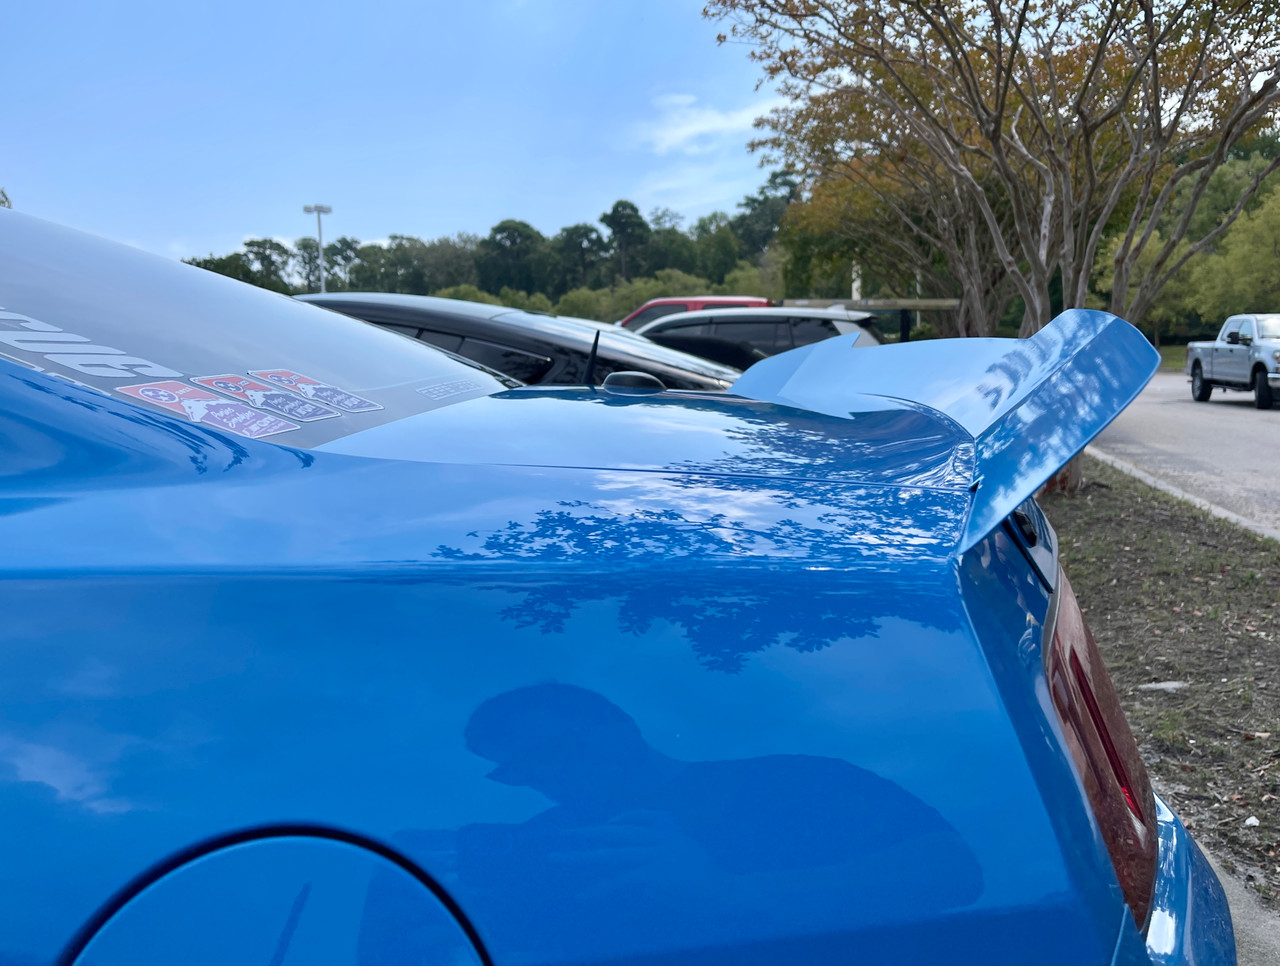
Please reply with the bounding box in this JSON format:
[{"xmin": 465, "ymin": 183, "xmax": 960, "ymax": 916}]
[
  {"xmin": 779, "ymin": 145, "xmax": 1280, "ymax": 345},
  {"xmin": 185, "ymin": 174, "xmax": 796, "ymax": 322}
]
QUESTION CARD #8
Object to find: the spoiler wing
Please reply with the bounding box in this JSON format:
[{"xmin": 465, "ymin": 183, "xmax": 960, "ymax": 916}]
[{"xmin": 731, "ymin": 310, "xmax": 1159, "ymax": 552}]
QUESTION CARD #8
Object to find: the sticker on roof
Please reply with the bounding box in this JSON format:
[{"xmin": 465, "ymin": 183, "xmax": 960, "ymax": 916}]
[
  {"xmin": 248, "ymin": 370, "xmax": 383, "ymax": 413},
  {"xmin": 192, "ymin": 374, "xmax": 340, "ymax": 422},
  {"xmin": 117, "ymin": 381, "xmax": 299, "ymax": 438},
  {"xmin": 417, "ymin": 378, "xmax": 485, "ymax": 401}
]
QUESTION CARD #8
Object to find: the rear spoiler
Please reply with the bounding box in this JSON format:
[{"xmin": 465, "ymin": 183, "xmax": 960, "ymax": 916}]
[{"xmin": 731, "ymin": 310, "xmax": 1159, "ymax": 552}]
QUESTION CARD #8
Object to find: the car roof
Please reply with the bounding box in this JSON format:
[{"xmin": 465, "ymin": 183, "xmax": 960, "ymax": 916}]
[
  {"xmin": 297, "ymin": 291, "xmax": 509, "ymax": 321},
  {"xmin": 637, "ymin": 295, "xmax": 769, "ymax": 305},
  {"xmin": 298, "ymin": 292, "xmax": 742, "ymax": 381},
  {"xmin": 635, "ymin": 305, "xmax": 874, "ymax": 329}
]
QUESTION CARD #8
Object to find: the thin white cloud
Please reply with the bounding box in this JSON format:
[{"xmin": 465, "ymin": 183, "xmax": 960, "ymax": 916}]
[
  {"xmin": 633, "ymin": 161, "xmax": 765, "ymax": 218},
  {"xmin": 634, "ymin": 93, "xmax": 787, "ymax": 156}
]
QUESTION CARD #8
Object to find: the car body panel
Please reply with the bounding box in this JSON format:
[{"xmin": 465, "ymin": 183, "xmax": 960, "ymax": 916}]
[
  {"xmin": 733, "ymin": 311, "xmax": 1161, "ymax": 549},
  {"xmin": 0, "ymin": 212, "xmax": 1232, "ymax": 965}
]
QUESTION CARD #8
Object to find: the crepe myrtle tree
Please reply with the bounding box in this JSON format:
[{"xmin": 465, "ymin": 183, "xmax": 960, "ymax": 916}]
[{"xmin": 707, "ymin": 0, "xmax": 1280, "ymax": 336}]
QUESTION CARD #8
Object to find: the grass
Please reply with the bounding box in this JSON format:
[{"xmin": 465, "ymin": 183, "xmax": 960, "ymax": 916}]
[
  {"xmin": 1158, "ymin": 344, "xmax": 1187, "ymax": 370},
  {"xmin": 1041, "ymin": 456, "xmax": 1280, "ymax": 899}
]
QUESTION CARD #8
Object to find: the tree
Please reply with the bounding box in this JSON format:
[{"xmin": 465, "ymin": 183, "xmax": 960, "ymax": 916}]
[
  {"xmin": 421, "ymin": 233, "xmax": 480, "ymax": 291},
  {"xmin": 551, "ymin": 223, "xmax": 608, "ymax": 292},
  {"xmin": 294, "ymin": 237, "xmax": 322, "ymax": 293},
  {"xmin": 694, "ymin": 220, "xmax": 741, "ymax": 284},
  {"xmin": 241, "ymin": 239, "xmax": 293, "ymax": 293},
  {"xmin": 781, "ymin": 170, "xmax": 1017, "ymax": 336},
  {"xmin": 731, "ymin": 170, "xmax": 799, "ymax": 255},
  {"xmin": 184, "ymin": 251, "xmax": 258, "ymax": 285},
  {"xmin": 709, "ymin": 0, "xmax": 1280, "ymax": 334},
  {"xmin": 642, "ymin": 227, "xmax": 699, "ymax": 277},
  {"xmin": 324, "ymin": 236, "xmax": 362, "ymax": 290},
  {"xmin": 1186, "ymin": 186, "xmax": 1280, "ymax": 322},
  {"xmin": 349, "ymin": 243, "xmax": 391, "ymax": 291},
  {"xmin": 600, "ymin": 201, "xmax": 651, "ymax": 282},
  {"xmin": 477, "ymin": 220, "xmax": 551, "ymax": 295}
]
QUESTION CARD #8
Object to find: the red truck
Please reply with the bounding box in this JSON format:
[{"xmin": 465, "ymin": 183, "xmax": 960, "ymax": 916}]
[{"xmin": 618, "ymin": 295, "xmax": 771, "ymax": 329}]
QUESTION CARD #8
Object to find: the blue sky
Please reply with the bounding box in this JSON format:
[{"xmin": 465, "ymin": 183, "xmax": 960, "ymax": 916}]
[{"xmin": 5, "ymin": 0, "xmax": 780, "ymax": 260}]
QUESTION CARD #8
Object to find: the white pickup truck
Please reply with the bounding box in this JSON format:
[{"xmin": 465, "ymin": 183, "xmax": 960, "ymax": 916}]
[{"xmin": 1185, "ymin": 314, "xmax": 1280, "ymax": 409}]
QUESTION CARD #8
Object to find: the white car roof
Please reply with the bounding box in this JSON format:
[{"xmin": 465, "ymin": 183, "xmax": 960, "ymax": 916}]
[{"xmin": 634, "ymin": 305, "xmax": 873, "ymax": 333}]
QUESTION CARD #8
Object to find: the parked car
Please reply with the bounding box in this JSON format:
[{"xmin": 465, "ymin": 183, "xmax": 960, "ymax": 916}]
[
  {"xmin": 617, "ymin": 294, "xmax": 771, "ymax": 329},
  {"xmin": 297, "ymin": 292, "xmax": 739, "ymax": 390},
  {"xmin": 0, "ymin": 209, "xmax": 1234, "ymax": 966},
  {"xmin": 633, "ymin": 305, "xmax": 879, "ymax": 369},
  {"xmin": 1186, "ymin": 313, "xmax": 1280, "ymax": 408}
]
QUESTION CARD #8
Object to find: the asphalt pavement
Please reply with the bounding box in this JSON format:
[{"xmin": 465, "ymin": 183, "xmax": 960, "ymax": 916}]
[
  {"xmin": 1092, "ymin": 369, "xmax": 1280, "ymax": 963},
  {"xmin": 1092, "ymin": 371, "xmax": 1280, "ymax": 536}
]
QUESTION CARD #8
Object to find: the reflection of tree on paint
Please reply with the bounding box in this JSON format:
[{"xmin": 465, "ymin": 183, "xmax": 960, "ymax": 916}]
[
  {"xmin": 434, "ymin": 476, "xmax": 964, "ymax": 672},
  {"xmin": 359, "ymin": 684, "xmax": 983, "ymax": 964}
]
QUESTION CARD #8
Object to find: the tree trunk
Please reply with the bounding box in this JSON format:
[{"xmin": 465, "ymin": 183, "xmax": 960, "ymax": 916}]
[{"xmin": 1040, "ymin": 454, "xmax": 1084, "ymax": 497}]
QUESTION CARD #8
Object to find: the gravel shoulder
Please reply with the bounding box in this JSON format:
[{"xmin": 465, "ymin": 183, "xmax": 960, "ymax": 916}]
[{"xmin": 1041, "ymin": 456, "xmax": 1280, "ymax": 905}]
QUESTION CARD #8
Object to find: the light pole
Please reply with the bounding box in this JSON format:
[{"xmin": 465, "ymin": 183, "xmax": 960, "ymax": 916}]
[{"xmin": 303, "ymin": 204, "xmax": 332, "ymax": 293}]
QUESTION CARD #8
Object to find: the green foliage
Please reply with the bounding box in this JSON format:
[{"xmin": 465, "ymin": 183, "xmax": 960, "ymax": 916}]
[
  {"xmin": 718, "ymin": 258, "xmax": 784, "ymax": 301},
  {"xmin": 497, "ymin": 287, "xmax": 555, "ymax": 313},
  {"xmin": 477, "ymin": 220, "xmax": 551, "ymax": 294},
  {"xmin": 1187, "ymin": 186, "xmax": 1280, "ymax": 320},
  {"xmin": 695, "ymin": 224, "xmax": 741, "ymax": 284},
  {"xmin": 294, "ymin": 237, "xmax": 322, "ymax": 293},
  {"xmin": 730, "ymin": 170, "xmax": 799, "ymax": 255},
  {"xmin": 186, "ymin": 174, "xmax": 796, "ymax": 312},
  {"xmin": 433, "ymin": 284, "xmax": 502, "ymax": 305},
  {"xmin": 184, "ymin": 251, "xmax": 258, "ymax": 285},
  {"xmin": 599, "ymin": 200, "xmax": 651, "ymax": 281},
  {"xmin": 554, "ymin": 287, "xmax": 611, "ymax": 321}
]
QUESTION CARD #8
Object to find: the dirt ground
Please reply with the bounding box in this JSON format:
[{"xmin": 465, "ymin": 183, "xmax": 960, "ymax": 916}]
[{"xmin": 1041, "ymin": 457, "xmax": 1280, "ymax": 902}]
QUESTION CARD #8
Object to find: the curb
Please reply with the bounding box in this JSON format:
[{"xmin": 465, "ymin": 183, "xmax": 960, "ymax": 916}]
[{"xmin": 1083, "ymin": 445, "xmax": 1280, "ymax": 544}]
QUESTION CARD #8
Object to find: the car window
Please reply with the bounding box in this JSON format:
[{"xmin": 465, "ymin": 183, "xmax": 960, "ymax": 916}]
[
  {"xmin": 653, "ymin": 321, "xmax": 712, "ymax": 337},
  {"xmin": 711, "ymin": 320, "xmax": 789, "ymax": 354},
  {"xmin": 1258, "ymin": 316, "xmax": 1280, "ymax": 339},
  {"xmin": 0, "ymin": 212, "xmax": 519, "ymax": 451},
  {"xmin": 417, "ymin": 329, "xmax": 464, "ymax": 353},
  {"xmin": 458, "ymin": 337, "xmax": 554, "ymax": 383},
  {"xmin": 789, "ymin": 317, "xmax": 840, "ymax": 347},
  {"xmin": 1239, "ymin": 319, "xmax": 1255, "ymax": 342},
  {"xmin": 630, "ymin": 304, "xmax": 688, "ymax": 327},
  {"xmin": 379, "ymin": 323, "xmax": 423, "ymax": 339},
  {"xmin": 1221, "ymin": 318, "xmax": 1243, "ymax": 341}
]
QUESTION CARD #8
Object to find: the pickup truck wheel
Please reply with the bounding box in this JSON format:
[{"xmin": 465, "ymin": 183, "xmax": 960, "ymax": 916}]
[
  {"xmin": 1254, "ymin": 367, "xmax": 1274, "ymax": 409},
  {"xmin": 1191, "ymin": 364, "xmax": 1212, "ymax": 402}
]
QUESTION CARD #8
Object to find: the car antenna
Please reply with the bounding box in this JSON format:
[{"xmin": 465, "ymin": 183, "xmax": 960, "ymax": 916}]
[{"xmin": 584, "ymin": 330, "xmax": 601, "ymax": 388}]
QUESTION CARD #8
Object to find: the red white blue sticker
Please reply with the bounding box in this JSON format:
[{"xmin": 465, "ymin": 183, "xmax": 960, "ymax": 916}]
[
  {"xmin": 117, "ymin": 381, "xmax": 299, "ymax": 438},
  {"xmin": 248, "ymin": 369, "xmax": 382, "ymax": 413},
  {"xmin": 192, "ymin": 374, "xmax": 339, "ymax": 422}
]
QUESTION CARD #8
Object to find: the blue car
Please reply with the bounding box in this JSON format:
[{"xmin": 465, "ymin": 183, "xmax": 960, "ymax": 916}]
[{"xmin": 0, "ymin": 210, "xmax": 1234, "ymax": 966}]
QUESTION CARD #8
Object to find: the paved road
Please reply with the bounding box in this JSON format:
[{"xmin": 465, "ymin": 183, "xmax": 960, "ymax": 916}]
[{"xmin": 1093, "ymin": 370, "xmax": 1280, "ymax": 534}]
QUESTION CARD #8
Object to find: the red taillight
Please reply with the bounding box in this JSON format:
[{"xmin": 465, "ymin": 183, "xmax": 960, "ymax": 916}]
[{"xmin": 1046, "ymin": 572, "xmax": 1157, "ymax": 926}]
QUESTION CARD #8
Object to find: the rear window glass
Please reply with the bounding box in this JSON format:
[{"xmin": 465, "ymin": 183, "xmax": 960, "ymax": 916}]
[{"xmin": 0, "ymin": 211, "xmax": 518, "ymax": 449}]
